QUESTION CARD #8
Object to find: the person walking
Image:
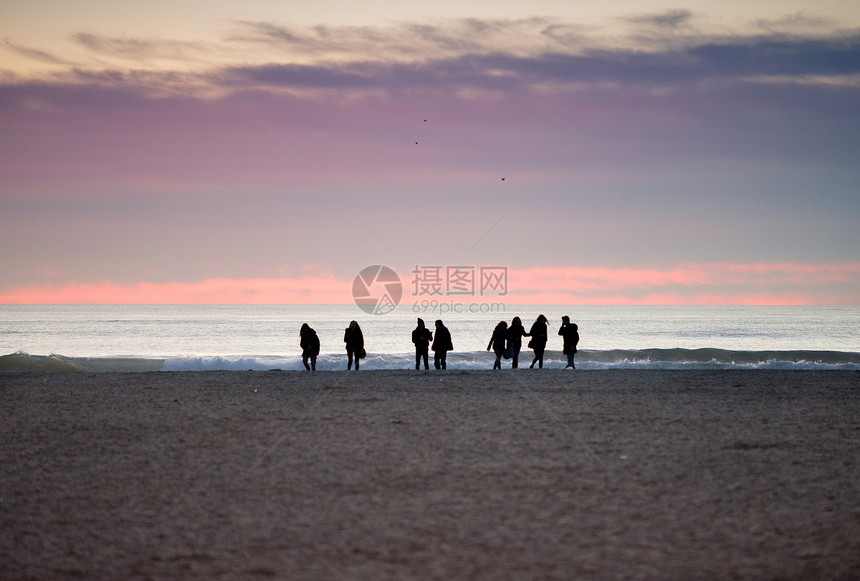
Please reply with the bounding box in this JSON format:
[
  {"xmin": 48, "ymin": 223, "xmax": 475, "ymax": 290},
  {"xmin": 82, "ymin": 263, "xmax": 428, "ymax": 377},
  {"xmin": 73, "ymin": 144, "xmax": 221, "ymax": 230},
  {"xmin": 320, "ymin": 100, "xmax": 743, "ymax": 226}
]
[
  {"xmin": 528, "ymin": 314, "xmax": 548, "ymax": 369},
  {"xmin": 558, "ymin": 316, "xmax": 579, "ymax": 369},
  {"xmin": 431, "ymin": 319, "xmax": 453, "ymax": 370},
  {"xmin": 411, "ymin": 317, "xmax": 433, "ymax": 370},
  {"xmin": 487, "ymin": 320, "xmax": 508, "ymax": 370},
  {"xmin": 506, "ymin": 316, "xmax": 528, "ymax": 369},
  {"xmin": 344, "ymin": 320, "xmax": 365, "ymax": 370},
  {"xmin": 299, "ymin": 323, "xmax": 320, "ymax": 371}
]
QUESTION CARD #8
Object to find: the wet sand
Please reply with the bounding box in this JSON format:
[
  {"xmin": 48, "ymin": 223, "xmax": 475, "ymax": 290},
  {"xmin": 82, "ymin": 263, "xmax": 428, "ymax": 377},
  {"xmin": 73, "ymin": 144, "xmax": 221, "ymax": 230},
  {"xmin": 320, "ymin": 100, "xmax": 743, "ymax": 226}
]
[{"xmin": 2, "ymin": 370, "xmax": 859, "ymax": 580}]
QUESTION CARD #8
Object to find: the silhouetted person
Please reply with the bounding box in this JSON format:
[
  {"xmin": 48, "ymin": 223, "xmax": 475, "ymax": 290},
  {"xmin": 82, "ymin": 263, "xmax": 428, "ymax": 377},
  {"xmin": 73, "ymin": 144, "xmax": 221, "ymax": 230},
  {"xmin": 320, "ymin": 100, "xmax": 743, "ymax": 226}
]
[
  {"xmin": 487, "ymin": 320, "xmax": 508, "ymax": 370},
  {"xmin": 412, "ymin": 317, "xmax": 433, "ymax": 370},
  {"xmin": 299, "ymin": 323, "xmax": 320, "ymax": 371},
  {"xmin": 432, "ymin": 319, "xmax": 452, "ymax": 369},
  {"xmin": 507, "ymin": 316, "xmax": 527, "ymax": 369},
  {"xmin": 558, "ymin": 316, "xmax": 579, "ymax": 369},
  {"xmin": 344, "ymin": 320, "xmax": 365, "ymax": 370},
  {"xmin": 528, "ymin": 314, "xmax": 548, "ymax": 368}
]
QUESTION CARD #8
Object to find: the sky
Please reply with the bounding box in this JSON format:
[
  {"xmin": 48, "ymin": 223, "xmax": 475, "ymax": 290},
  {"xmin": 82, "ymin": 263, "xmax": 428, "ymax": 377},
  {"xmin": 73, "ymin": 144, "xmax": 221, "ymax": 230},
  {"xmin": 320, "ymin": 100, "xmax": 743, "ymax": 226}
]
[{"xmin": 1, "ymin": 0, "xmax": 859, "ymax": 305}]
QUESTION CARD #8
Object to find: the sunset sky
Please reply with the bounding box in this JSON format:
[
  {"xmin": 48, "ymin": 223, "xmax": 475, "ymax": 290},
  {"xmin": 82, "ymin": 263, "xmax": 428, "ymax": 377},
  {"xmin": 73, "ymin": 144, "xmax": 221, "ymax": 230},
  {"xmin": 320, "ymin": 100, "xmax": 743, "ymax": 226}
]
[{"xmin": 2, "ymin": 0, "xmax": 859, "ymax": 304}]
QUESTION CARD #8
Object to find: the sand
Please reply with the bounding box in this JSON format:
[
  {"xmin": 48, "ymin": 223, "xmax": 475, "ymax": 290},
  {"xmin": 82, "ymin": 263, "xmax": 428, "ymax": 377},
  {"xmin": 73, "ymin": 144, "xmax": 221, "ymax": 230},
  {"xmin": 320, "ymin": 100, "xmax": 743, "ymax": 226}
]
[{"xmin": 1, "ymin": 369, "xmax": 859, "ymax": 580}]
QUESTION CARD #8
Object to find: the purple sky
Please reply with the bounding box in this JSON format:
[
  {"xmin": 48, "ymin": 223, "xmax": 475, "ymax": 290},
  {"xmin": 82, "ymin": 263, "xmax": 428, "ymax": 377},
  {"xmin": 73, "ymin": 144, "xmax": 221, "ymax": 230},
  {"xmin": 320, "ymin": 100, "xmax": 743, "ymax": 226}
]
[{"xmin": 2, "ymin": 5, "xmax": 859, "ymax": 303}]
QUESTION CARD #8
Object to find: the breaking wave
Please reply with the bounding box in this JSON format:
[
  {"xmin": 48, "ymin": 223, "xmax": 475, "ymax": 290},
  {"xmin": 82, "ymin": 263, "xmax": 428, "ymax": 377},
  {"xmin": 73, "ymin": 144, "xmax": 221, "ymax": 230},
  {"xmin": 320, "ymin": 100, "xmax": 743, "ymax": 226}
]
[{"xmin": 2, "ymin": 348, "xmax": 859, "ymax": 372}]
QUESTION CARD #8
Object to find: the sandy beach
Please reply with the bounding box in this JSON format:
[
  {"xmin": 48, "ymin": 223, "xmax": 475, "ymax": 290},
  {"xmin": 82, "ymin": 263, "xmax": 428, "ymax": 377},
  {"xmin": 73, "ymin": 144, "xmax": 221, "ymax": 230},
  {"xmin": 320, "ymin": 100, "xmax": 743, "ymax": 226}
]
[{"xmin": 1, "ymin": 370, "xmax": 858, "ymax": 580}]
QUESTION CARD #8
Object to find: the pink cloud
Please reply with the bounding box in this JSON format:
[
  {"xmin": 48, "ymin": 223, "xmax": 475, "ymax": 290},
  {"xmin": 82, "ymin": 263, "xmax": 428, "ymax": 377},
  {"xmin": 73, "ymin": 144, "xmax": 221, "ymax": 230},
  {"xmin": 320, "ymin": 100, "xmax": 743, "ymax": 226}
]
[
  {"xmin": 513, "ymin": 262, "xmax": 860, "ymax": 287},
  {"xmin": 505, "ymin": 263, "xmax": 860, "ymax": 305},
  {"xmin": 0, "ymin": 275, "xmax": 353, "ymax": 304},
  {"xmin": 1, "ymin": 262, "xmax": 858, "ymax": 305}
]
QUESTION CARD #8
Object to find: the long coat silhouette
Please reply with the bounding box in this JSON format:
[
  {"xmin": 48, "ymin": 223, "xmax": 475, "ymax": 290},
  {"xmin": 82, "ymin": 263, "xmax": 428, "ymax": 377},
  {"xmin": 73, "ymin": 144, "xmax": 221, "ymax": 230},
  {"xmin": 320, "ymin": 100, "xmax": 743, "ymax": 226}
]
[
  {"xmin": 344, "ymin": 320, "xmax": 365, "ymax": 370},
  {"xmin": 299, "ymin": 323, "xmax": 320, "ymax": 371},
  {"xmin": 431, "ymin": 320, "xmax": 453, "ymax": 370},
  {"xmin": 558, "ymin": 317, "xmax": 579, "ymax": 369}
]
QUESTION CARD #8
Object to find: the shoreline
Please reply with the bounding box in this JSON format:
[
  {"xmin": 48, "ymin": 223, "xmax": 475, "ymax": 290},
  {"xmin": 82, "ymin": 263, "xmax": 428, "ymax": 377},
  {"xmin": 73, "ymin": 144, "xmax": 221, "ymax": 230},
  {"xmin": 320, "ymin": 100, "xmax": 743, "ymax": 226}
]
[
  {"xmin": 2, "ymin": 349, "xmax": 859, "ymax": 373},
  {"xmin": 2, "ymin": 370, "xmax": 859, "ymax": 579}
]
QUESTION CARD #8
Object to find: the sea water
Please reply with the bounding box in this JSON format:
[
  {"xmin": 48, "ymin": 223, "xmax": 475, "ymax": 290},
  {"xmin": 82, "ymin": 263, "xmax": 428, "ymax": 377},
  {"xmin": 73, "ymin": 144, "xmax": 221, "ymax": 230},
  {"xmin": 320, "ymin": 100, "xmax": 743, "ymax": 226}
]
[{"xmin": 0, "ymin": 305, "xmax": 858, "ymax": 371}]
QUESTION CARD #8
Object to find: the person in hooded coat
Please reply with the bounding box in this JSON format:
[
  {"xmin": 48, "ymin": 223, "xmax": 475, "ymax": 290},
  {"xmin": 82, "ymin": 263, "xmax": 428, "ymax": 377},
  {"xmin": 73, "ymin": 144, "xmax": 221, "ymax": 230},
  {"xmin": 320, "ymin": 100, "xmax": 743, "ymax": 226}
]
[
  {"xmin": 558, "ymin": 315, "xmax": 579, "ymax": 369},
  {"xmin": 431, "ymin": 319, "xmax": 453, "ymax": 370},
  {"xmin": 487, "ymin": 320, "xmax": 508, "ymax": 370},
  {"xmin": 411, "ymin": 317, "xmax": 433, "ymax": 370},
  {"xmin": 344, "ymin": 320, "xmax": 365, "ymax": 370},
  {"xmin": 299, "ymin": 323, "xmax": 320, "ymax": 371},
  {"xmin": 527, "ymin": 314, "xmax": 549, "ymax": 369}
]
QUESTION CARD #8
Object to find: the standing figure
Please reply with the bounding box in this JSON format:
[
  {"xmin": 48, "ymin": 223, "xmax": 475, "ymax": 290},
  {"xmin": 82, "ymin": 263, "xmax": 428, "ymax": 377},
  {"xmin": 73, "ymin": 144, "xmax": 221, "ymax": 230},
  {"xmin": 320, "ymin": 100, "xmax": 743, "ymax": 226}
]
[
  {"xmin": 344, "ymin": 320, "xmax": 365, "ymax": 370},
  {"xmin": 528, "ymin": 314, "xmax": 549, "ymax": 369},
  {"xmin": 506, "ymin": 316, "xmax": 528, "ymax": 369},
  {"xmin": 487, "ymin": 320, "xmax": 508, "ymax": 370},
  {"xmin": 558, "ymin": 316, "xmax": 579, "ymax": 369},
  {"xmin": 412, "ymin": 318, "xmax": 433, "ymax": 370},
  {"xmin": 299, "ymin": 323, "xmax": 320, "ymax": 371},
  {"xmin": 431, "ymin": 319, "xmax": 453, "ymax": 370}
]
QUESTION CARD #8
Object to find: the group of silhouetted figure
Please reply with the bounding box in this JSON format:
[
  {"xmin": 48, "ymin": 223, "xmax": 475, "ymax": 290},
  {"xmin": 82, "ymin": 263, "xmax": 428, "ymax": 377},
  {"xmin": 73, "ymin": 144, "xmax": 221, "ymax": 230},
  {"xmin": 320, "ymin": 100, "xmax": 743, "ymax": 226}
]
[
  {"xmin": 487, "ymin": 315, "xmax": 579, "ymax": 370},
  {"xmin": 298, "ymin": 315, "xmax": 579, "ymax": 371},
  {"xmin": 299, "ymin": 320, "xmax": 366, "ymax": 371}
]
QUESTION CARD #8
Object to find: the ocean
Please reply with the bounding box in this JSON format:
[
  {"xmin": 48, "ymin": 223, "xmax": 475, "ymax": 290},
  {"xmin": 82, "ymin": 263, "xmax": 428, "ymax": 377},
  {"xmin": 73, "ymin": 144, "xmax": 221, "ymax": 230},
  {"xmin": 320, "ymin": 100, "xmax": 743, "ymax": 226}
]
[{"xmin": 1, "ymin": 305, "xmax": 858, "ymax": 371}]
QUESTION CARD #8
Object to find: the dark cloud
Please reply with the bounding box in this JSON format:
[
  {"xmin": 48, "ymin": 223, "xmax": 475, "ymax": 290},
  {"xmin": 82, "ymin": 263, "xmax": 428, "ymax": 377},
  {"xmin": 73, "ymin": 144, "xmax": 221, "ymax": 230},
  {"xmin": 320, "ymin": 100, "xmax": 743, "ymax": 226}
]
[
  {"xmin": 687, "ymin": 37, "xmax": 860, "ymax": 77},
  {"xmin": 221, "ymin": 63, "xmax": 377, "ymax": 89},
  {"xmin": 755, "ymin": 12, "xmax": 835, "ymax": 34},
  {"xmin": 199, "ymin": 17, "xmax": 857, "ymax": 94},
  {"xmin": 536, "ymin": 35, "xmax": 860, "ymax": 83},
  {"xmin": 626, "ymin": 9, "xmax": 694, "ymax": 29},
  {"xmin": 212, "ymin": 33, "xmax": 860, "ymax": 93}
]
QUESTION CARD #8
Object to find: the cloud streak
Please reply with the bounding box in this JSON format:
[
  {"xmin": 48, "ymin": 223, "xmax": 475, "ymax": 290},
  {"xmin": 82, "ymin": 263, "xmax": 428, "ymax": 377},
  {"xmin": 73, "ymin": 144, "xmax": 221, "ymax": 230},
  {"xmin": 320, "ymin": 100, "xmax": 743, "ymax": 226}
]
[
  {"xmin": 508, "ymin": 263, "xmax": 860, "ymax": 304},
  {"xmin": 2, "ymin": 263, "xmax": 857, "ymax": 305},
  {"xmin": 202, "ymin": 30, "xmax": 860, "ymax": 95},
  {"xmin": 0, "ymin": 275, "xmax": 353, "ymax": 305},
  {"xmin": 6, "ymin": 15, "xmax": 860, "ymax": 94},
  {"xmin": 626, "ymin": 9, "xmax": 694, "ymax": 30},
  {"xmin": 71, "ymin": 32, "xmax": 208, "ymax": 63},
  {"xmin": 4, "ymin": 42, "xmax": 74, "ymax": 66}
]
